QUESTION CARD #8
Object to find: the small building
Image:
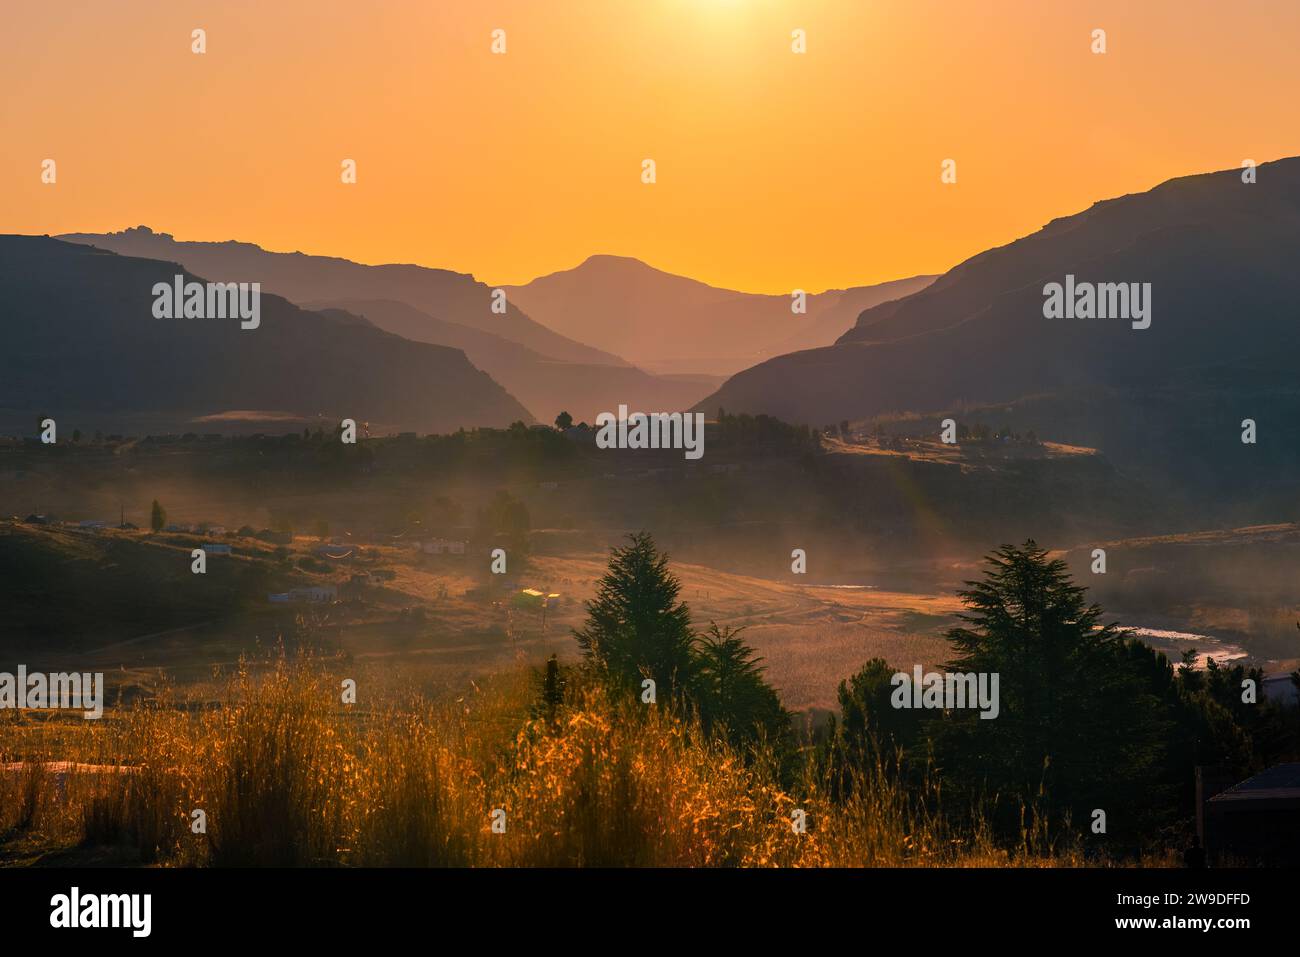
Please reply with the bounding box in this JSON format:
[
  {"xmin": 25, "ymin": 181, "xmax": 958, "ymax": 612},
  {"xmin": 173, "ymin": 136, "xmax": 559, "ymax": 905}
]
[
  {"xmin": 1263, "ymin": 674, "xmax": 1299, "ymax": 710},
  {"xmin": 1203, "ymin": 763, "xmax": 1300, "ymax": 865},
  {"xmin": 512, "ymin": 588, "xmax": 560, "ymax": 610}
]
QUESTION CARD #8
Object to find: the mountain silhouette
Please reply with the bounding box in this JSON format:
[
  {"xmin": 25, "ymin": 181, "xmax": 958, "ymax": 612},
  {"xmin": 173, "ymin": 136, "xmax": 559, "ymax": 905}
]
[
  {"xmin": 698, "ymin": 158, "xmax": 1300, "ymax": 426},
  {"xmin": 0, "ymin": 237, "xmax": 532, "ymax": 434},
  {"xmin": 58, "ymin": 227, "xmax": 626, "ymax": 368},
  {"xmin": 59, "ymin": 229, "xmax": 727, "ymax": 420},
  {"xmin": 503, "ymin": 254, "xmax": 934, "ymax": 376},
  {"xmin": 304, "ymin": 297, "xmax": 723, "ymax": 422}
]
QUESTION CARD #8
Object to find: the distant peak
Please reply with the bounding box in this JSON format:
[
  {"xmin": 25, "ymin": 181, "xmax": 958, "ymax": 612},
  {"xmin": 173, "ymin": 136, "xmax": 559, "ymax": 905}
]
[{"xmin": 577, "ymin": 253, "xmax": 653, "ymax": 270}]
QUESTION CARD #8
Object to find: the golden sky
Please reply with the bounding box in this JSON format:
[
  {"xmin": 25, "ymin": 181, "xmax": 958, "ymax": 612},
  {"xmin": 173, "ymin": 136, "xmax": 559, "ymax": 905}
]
[{"xmin": 4, "ymin": 0, "xmax": 1299, "ymax": 293}]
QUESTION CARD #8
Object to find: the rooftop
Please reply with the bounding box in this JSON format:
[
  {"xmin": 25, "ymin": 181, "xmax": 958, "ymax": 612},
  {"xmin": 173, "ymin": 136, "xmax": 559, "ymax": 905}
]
[{"xmin": 1209, "ymin": 763, "xmax": 1300, "ymax": 804}]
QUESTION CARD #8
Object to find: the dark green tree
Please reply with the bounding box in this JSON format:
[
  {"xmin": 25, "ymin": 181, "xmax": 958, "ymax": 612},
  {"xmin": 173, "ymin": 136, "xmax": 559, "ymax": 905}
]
[
  {"xmin": 150, "ymin": 499, "xmax": 166, "ymax": 532},
  {"xmin": 476, "ymin": 490, "xmax": 530, "ymax": 554},
  {"xmin": 541, "ymin": 654, "xmax": 565, "ymax": 726},
  {"xmin": 554, "ymin": 411, "xmax": 573, "ymax": 431},
  {"xmin": 573, "ymin": 532, "xmax": 696, "ymax": 701},
  {"xmin": 693, "ymin": 623, "xmax": 787, "ymax": 746},
  {"xmin": 936, "ymin": 541, "xmax": 1167, "ymax": 834},
  {"xmin": 830, "ymin": 657, "xmax": 931, "ymax": 769}
]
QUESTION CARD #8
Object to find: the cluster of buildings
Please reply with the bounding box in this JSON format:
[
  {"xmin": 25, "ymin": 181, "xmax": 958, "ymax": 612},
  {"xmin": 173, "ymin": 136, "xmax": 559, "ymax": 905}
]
[{"xmin": 165, "ymin": 523, "xmax": 227, "ymax": 535}]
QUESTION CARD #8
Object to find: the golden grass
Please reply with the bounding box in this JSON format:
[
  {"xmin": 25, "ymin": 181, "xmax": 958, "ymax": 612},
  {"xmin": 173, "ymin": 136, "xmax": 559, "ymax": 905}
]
[{"xmin": 0, "ymin": 655, "xmax": 1107, "ymax": 868}]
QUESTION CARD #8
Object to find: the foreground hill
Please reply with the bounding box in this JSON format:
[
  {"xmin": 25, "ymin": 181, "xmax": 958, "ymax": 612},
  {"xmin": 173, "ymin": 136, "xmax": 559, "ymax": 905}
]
[
  {"xmin": 0, "ymin": 237, "xmax": 532, "ymax": 434},
  {"xmin": 504, "ymin": 254, "xmax": 935, "ymax": 376},
  {"xmin": 697, "ymin": 158, "xmax": 1300, "ymax": 498},
  {"xmin": 0, "ymin": 521, "xmax": 299, "ymax": 657}
]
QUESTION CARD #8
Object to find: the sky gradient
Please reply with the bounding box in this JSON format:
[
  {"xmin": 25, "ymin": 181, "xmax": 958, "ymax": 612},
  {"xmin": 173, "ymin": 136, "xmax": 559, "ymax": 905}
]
[{"xmin": 4, "ymin": 0, "xmax": 1299, "ymax": 293}]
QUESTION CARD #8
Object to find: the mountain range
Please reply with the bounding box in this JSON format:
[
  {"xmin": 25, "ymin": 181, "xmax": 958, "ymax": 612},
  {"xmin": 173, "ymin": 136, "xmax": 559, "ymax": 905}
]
[
  {"xmin": 19, "ymin": 156, "xmax": 1297, "ymax": 479},
  {"xmin": 699, "ymin": 158, "xmax": 1300, "ymax": 422},
  {"xmin": 298, "ymin": 296, "xmax": 723, "ymax": 425},
  {"xmin": 58, "ymin": 229, "xmax": 927, "ymax": 422},
  {"xmin": 58, "ymin": 227, "xmax": 623, "ymax": 368},
  {"xmin": 0, "ymin": 236, "xmax": 531, "ymax": 434},
  {"xmin": 503, "ymin": 255, "xmax": 935, "ymax": 376}
]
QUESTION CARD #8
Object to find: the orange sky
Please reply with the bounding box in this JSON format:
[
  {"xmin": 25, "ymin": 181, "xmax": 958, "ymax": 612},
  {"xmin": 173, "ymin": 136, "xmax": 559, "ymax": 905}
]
[{"xmin": 4, "ymin": 0, "xmax": 1299, "ymax": 294}]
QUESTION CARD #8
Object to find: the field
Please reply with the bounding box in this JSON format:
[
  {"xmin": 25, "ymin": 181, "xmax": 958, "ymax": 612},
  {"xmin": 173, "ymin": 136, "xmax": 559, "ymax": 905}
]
[
  {"xmin": 2, "ymin": 656, "xmax": 1143, "ymax": 868},
  {"xmin": 0, "ymin": 519, "xmax": 963, "ymax": 714},
  {"xmin": 2, "ymin": 435, "xmax": 1296, "ymax": 869}
]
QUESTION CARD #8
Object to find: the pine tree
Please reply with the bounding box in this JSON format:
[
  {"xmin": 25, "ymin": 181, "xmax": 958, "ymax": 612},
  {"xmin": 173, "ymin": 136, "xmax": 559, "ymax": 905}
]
[
  {"xmin": 541, "ymin": 654, "xmax": 565, "ymax": 725},
  {"xmin": 573, "ymin": 532, "xmax": 696, "ymax": 700},
  {"xmin": 938, "ymin": 541, "xmax": 1166, "ymax": 832},
  {"xmin": 694, "ymin": 623, "xmax": 787, "ymax": 746},
  {"xmin": 150, "ymin": 499, "xmax": 166, "ymax": 532}
]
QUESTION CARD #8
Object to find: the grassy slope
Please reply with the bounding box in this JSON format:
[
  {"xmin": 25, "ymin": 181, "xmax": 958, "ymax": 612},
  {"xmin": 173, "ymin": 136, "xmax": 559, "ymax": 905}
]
[{"xmin": 0, "ymin": 659, "xmax": 1122, "ymax": 868}]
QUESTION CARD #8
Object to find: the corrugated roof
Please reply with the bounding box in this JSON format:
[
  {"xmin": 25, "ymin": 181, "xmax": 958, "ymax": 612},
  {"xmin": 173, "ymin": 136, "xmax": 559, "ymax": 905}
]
[{"xmin": 1209, "ymin": 763, "xmax": 1300, "ymax": 803}]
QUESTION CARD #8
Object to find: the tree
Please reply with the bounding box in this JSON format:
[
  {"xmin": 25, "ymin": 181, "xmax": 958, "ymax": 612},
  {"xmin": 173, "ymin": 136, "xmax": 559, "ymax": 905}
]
[
  {"xmin": 538, "ymin": 654, "xmax": 565, "ymax": 726},
  {"xmin": 476, "ymin": 490, "xmax": 530, "ymax": 553},
  {"xmin": 554, "ymin": 411, "xmax": 573, "ymax": 431},
  {"xmin": 573, "ymin": 532, "xmax": 696, "ymax": 701},
  {"xmin": 150, "ymin": 499, "xmax": 166, "ymax": 532},
  {"xmin": 831, "ymin": 657, "xmax": 930, "ymax": 767},
  {"xmin": 693, "ymin": 623, "xmax": 787, "ymax": 746},
  {"xmin": 937, "ymin": 541, "xmax": 1166, "ymax": 832}
]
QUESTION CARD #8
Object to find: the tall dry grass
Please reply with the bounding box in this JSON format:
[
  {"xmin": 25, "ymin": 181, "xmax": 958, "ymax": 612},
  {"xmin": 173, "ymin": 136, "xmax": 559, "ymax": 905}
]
[{"xmin": 0, "ymin": 656, "xmax": 1095, "ymax": 867}]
